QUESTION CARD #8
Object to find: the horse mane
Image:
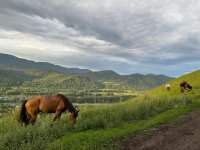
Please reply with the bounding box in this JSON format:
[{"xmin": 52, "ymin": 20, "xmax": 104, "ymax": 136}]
[{"xmin": 56, "ymin": 94, "xmax": 75, "ymax": 113}]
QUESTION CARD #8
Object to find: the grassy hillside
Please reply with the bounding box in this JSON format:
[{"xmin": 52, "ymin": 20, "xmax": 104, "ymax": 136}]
[{"xmin": 0, "ymin": 70, "xmax": 199, "ymax": 149}]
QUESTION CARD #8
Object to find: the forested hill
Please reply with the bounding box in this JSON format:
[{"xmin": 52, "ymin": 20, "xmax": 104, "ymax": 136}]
[
  {"xmin": 0, "ymin": 68, "xmax": 103, "ymax": 96},
  {"xmin": 84, "ymin": 70, "xmax": 173, "ymax": 90},
  {"xmin": 0, "ymin": 68, "xmax": 101, "ymax": 88},
  {"xmin": 0, "ymin": 53, "xmax": 91, "ymax": 74},
  {"xmin": 84, "ymin": 70, "xmax": 121, "ymax": 81}
]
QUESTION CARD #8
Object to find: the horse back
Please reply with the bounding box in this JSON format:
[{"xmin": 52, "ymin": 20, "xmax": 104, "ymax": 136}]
[
  {"xmin": 39, "ymin": 96, "xmax": 66, "ymax": 113},
  {"xmin": 25, "ymin": 96, "xmax": 66, "ymax": 113}
]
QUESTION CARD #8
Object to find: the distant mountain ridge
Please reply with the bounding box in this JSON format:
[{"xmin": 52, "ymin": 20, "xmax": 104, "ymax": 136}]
[
  {"xmin": 0, "ymin": 53, "xmax": 174, "ymax": 90},
  {"xmin": 0, "ymin": 53, "xmax": 91, "ymax": 74}
]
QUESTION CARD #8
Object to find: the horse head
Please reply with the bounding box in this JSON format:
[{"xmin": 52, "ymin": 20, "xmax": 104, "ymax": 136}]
[
  {"xmin": 69, "ymin": 105, "xmax": 80, "ymax": 125},
  {"xmin": 180, "ymin": 81, "xmax": 192, "ymax": 93}
]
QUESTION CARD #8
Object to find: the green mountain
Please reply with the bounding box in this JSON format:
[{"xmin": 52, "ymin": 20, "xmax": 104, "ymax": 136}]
[
  {"xmin": 84, "ymin": 70, "xmax": 120, "ymax": 81},
  {"xmin": 0, "ymin": 69, "xmax": 35, "ymax": 86},
  {"xmin": 0, "ymin": 53, "xmax": 91, "ymax": 74},
  {"xmin": 115, "ymin": 74, "xmax": 173, "ymax": 90},
  {"xmin": 84, "ymin": 71, "xmax": 173, "ymax": 90},
  {"xmin": 0, "ymin": 68, "xmax": 101, "ymax": 85},
  {"xmin": 0, "ymin": 53, "xmax": 173, "ymax": 91},
  {"xmin": 22, "ymin": 72, "xmax": 102, "ymax": 89}
]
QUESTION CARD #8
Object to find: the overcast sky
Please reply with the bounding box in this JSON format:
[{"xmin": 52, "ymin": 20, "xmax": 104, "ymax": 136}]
[{"xmin": 0, "ymin": 0, "xmax": 200, "ymax": 77}]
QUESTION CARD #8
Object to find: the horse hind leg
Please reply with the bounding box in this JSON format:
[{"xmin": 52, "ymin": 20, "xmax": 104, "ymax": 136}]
[
  {"xmin": 25, "ymin": 113, "xmax": 31, "ymax": 125},
  {"xmin": 28, "ymin": 112, "xmax": 37, "ymax": 125}
]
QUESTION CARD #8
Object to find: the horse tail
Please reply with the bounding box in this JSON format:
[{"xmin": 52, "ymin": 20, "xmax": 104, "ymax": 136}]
[{"xmin": 20, "ymin": 100, "xmax": 28, "ymax": 124}]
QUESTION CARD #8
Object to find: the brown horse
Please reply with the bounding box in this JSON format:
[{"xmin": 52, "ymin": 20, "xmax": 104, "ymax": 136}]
[
  {"xmin": 180, "ymin": 81, "xmax": 192, "ymax": 93},
  {"xmin": 20, "ymin": 94, "xmax": 79, "ymax": 125}
]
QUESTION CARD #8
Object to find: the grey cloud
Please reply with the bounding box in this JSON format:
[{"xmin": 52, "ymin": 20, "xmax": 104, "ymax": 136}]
[{"xmin": 0, "ymin": 0, "xmax": 200, "ymax": 76}]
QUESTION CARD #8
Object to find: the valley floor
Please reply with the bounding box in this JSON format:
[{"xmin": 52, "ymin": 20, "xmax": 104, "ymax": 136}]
[{"xmin": 119, "ymin": 109, "xmax": 200, "ymax": 150}]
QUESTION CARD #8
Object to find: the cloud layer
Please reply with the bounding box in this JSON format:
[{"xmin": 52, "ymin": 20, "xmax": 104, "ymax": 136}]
[{"xmin": 0, "ymin": 0, "xmax": 200, "ymax": 76}]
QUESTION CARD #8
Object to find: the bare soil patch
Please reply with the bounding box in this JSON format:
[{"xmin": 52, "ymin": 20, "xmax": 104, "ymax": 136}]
[{"xmin": 119, "ymin": 110, "xmax": 200, "ymax": 150}]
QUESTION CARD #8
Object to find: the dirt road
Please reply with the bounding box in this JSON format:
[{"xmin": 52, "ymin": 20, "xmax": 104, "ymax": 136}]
[{"xmin": 119, "ymin": 110, "xmax": 200, "ymax": 150}]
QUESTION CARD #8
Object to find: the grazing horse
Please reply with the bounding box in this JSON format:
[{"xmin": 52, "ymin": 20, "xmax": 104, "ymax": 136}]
[
  {"xmin": 180, "ymin": 81, "xmax": 192, "ymax": 93},
  {"xmin": 20, "ymin": 94, "xmax": 79, "ymax": 125}
]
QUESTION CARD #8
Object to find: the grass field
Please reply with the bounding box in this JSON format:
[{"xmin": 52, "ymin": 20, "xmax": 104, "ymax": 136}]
[{"xmin": 0, "ymin": 70, "xmax": 199, "ymax": 149}]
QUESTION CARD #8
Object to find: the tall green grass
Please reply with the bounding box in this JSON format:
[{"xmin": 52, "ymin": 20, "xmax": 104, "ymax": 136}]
[
  {"xmin": 49, "ymin": 101, "xmax": 200, "ymax": 150},
  {"xmin": 0, "ymin": 70, "xmax": 199, "ymax": 149}
]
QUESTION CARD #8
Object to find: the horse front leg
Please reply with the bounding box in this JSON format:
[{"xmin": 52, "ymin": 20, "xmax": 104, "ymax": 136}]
[{"xmin": 53, "ymin": 111, "xmax": 61, "ymax": 121}]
